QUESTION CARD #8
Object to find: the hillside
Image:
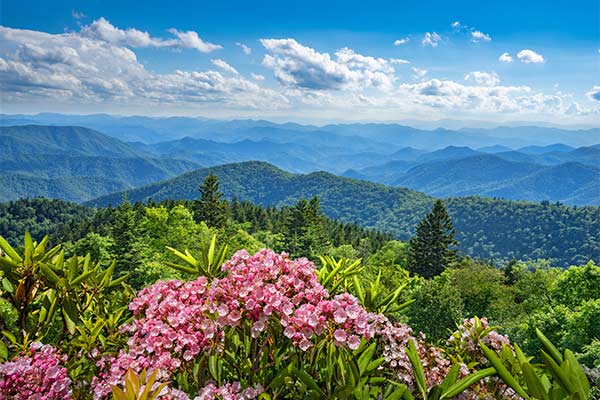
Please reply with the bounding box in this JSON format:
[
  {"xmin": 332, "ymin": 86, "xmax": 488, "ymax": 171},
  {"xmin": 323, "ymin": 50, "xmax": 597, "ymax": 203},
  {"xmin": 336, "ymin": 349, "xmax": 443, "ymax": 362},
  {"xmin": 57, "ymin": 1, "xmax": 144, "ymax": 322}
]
[
  {"xmin": 392, "ymin": 156, "xmax": 600, "ymax": 205},
  {"xmin": 0, "ymin": 198, "xmax": 94, "ymax": 245},
  {"xmin": 0, "ymin": 125, "xmax": 146, "ymax": 158},
  {"xmin": 87, "ymin": 161, "xmax": 600, "ymax": 266},
  {"xmin": 0, "ymin": 125, "xmax": 200, "ymax": 202}
]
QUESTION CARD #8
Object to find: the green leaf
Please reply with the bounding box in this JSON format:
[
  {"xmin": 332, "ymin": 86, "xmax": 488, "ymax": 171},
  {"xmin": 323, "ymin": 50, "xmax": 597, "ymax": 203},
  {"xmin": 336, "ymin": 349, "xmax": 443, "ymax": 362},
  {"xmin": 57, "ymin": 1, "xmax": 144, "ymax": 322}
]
[
  {"xmin": 521, "ymin": 363, "xmax": 549, "ymax": 400},
  {"xmin": 407, "ymin": 339, "xmax": 428, "ymax": 399},
  {"xmin": 0, "ymin": 341, "xmax": 8, "ymax": 360},
  {"xmin": 536, "ymin": 328, "xmax": 563, "ymax": 364},
  {"xmin": 480, "ymin": 343, "xmax": 529, "ymax": 399},
  {"xmin": 441, "ymin": 367, "xmax": 495, "ymax": 399},
  {"xmin": 295, "ymin": 368, "xmax": 326, "ymax": 397},
  {"xmin": 0, "ymin": 235, "xmax": 22, "ymax": 262}
]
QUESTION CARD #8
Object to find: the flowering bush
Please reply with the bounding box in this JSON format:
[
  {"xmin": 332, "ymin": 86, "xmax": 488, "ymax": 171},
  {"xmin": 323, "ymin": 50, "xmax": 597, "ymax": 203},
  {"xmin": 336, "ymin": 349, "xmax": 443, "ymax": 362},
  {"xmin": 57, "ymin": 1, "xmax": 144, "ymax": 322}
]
[
  {"xmin": 93, "ymin": 249, "xmax": 377, "ymax": 398},
  {"xmin": 0, "ymin": 342, "xmax": 71, "ymax": 399},
  {"xmin": 0, "ymin": 237, "xmax": 590, "ymax": 400}
]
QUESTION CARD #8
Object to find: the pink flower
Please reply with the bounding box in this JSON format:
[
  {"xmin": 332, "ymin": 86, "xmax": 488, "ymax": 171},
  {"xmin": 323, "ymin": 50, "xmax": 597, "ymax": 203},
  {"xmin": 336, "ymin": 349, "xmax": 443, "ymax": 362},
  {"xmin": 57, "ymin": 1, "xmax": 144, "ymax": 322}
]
[{"xmin": 0, "ymin": 343, "xmax": 72, "ymax": 400}]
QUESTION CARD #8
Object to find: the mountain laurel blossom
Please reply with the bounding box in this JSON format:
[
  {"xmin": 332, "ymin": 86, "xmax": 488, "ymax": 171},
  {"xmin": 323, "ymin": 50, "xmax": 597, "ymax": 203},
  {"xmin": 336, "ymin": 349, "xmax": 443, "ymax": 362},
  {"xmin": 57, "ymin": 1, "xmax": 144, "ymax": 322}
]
[
  {"xmin": 92, "ymin": 249, "xmax": 376, "ymax": 398},
  {"xmin": 0, "ymin": 342, "xmax": 72, "ymax": 400}
]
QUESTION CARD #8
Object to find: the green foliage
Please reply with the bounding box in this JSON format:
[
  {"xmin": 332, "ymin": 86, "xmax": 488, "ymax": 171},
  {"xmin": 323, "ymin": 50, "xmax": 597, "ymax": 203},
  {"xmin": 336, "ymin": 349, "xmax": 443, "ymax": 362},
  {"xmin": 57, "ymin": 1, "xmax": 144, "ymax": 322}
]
[
  {"xmin": 111, "ymin": 369, "xmax": 169, "ymax": 400},
  {"xmin": 0, "ymin": 198, "xmax": 93, "ymax": 246},
  {"xmin": 406, "ymin": 277, "xmax": 465, "ymax": 340},
  {"xmin": 86, "ymin": 161, "xmax": 600, "ymax": 267},
  {"xmin": 480, "ymin": 329, "xmax": 591, "ymax": 400},
  {"xmin": 194, "ymin": 172, "xmax": 230, "ymax": 228},
  {"xmin": 166, "ymin": 235, "xmax": 229, "ymax": 279},
  {"xmin": 408, "ymin": 200, "xmax": 458, "ymax": 278}
]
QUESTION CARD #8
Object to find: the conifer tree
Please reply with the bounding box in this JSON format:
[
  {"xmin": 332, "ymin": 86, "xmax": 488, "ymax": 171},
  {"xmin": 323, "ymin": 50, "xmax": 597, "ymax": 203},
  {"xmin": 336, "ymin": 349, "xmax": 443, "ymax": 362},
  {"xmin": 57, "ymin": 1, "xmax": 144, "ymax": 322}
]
[
  {"xmin": 283, "ymin": 196, "xmax": 330, "ymax": 258},
  {"xmin": 194, "ymin": 172, "xmax": 230, "ymax": 228},
  {"xmin": 110, "ymin": 197, "xmax": 144, "ymax": 276},
  {"xmin": 408, "ymin": 200, "xmax": 458, "ymax": 278}
]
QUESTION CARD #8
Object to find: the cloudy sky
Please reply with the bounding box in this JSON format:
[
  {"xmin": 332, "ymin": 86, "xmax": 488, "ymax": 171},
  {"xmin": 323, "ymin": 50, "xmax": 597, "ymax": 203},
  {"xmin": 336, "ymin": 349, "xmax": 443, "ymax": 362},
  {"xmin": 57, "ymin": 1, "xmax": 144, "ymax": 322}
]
[{"xmin": 1, "ymin": 0, "xmax": 598, "ymax": 124}]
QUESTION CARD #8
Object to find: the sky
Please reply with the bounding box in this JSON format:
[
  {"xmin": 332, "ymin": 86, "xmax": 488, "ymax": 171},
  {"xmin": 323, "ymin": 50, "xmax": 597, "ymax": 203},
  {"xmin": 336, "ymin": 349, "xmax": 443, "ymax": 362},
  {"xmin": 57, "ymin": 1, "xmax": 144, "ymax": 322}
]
[{"xmin": 0, "ymin": 0, "xmax": 599, "ymax": 125}]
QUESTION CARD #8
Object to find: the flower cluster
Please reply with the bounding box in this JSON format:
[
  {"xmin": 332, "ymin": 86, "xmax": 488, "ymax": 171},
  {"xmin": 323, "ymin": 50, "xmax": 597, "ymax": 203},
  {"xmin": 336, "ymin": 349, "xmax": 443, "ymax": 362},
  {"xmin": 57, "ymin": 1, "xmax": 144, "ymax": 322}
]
[
  {"xmin": 195, "ymin": 382, "xmax": 263, "ymax": 400},
  {"xmin": 447, "ymin": 317, "xmax": 512, "ymax": 363},
  {"xmin": 377, "ymin": 319, "xmax": 453, "ymax": 389},
  {"xmin": 0, "ymin": 342, "xmax": 71, "ymax": 400},
  {"xmin": 93, "ymin": 249, "xmax": 377, "ymax": 399},
  {"xmin": 282, "ymin": 293, "xmax": 375, "ymax": 350},
  {"xmin": 92, "ymin": 278, "xmax": 219, "ymax": 399},
  {"xmin": 208, "ymin": 249, "xmax": 375, "ymax": 349}
]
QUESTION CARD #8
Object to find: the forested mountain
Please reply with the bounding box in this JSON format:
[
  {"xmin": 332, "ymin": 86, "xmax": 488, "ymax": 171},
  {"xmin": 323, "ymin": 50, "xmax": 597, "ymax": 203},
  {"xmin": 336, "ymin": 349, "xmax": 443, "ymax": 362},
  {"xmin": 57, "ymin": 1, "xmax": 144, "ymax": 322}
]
[
  {"xmin": 388, "ymin": 155, "xmax": 600, "ymax": 205},
  {"xmin": 87, "ymin": 161, "xmax": 600, "ymax": 266},
  {"xmin": 0, "ymin": 125, "xmax": 200, "ymax": 202}
]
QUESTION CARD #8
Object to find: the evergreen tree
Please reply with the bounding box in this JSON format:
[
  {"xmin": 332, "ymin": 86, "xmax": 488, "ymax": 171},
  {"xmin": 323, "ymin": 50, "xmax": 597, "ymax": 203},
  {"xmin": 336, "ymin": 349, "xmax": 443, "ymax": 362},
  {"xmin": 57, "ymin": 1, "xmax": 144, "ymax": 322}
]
[
  {"xmin": 283, "ymin": 197, "xmax": 330, "ymax": 259},
  {"xmin": 194, "ymin": 172, "xmax": 230, "ymax": 228},
  {"xmin": 408, "ymin": 200, "xmax": 458, "ymax": 278},
  {"xmin": 110, "ymin": 198, "xmax": 144, "ymax": 277}
]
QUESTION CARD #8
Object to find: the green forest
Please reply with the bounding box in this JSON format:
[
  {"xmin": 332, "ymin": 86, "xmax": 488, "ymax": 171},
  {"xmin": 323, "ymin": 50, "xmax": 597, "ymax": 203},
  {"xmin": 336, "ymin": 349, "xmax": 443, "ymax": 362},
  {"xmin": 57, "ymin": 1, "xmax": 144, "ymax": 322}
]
[
  {"xmin": 0, "ymin": 173, "xmax": 598, "ymax": 399},
  {"xmin": 86, "ymin": 162, "xmax": 600, "ymax": 267}
]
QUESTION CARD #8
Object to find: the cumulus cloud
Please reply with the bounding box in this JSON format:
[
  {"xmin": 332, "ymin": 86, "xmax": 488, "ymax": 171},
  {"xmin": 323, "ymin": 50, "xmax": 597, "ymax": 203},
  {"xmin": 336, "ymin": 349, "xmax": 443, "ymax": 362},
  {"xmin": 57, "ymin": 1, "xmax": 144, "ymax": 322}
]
[
  {"xmin": 78, "ymin": 17, "xmax": 221, "ymax": 52},
  {"xmin": 517, "ymin": 49, "xmax": 544, "ymax": 63},
  {"xmin": 471, "ymin": 30, "xmax": 491, "ymax": 42},
  {"xmin": 394, "ymin": 38, "xmax": 409, "ymax": 46},
  {"xmin": 0, "ymin": 25, "xmax": 284, "ymax": 109},
  {"xmin": 390, "ymin": 58, "xmax": 410, "ymax": 64},
  {"xmin": 498, "ymin": 52, "xmax": 513, "ymax": 63},
  {"xmin": 464, "ymin": 71, "xmax": 500, "ymax": 86},
  {"xmin": 211, "ymin": 59, "xmax": 238, "ymax": 74},
  {"xmin": 251, "ymin": 73, "xmax": 265, "ymax": 81},
  {"xmin": 421, "ymin": 32, "xmax": 441, "ymax": 47},
  {"xmin": 166, "ymin": 28, "xmax": 222, "ymax": 52},
  {"xmin": 260, "ymin": 38, "xmax": 397, "ymax": 91},
  {"xmin": 587, "ymin": 86, "xmax": 600, "ymax": 102},
  {"xmin": 451, "ymin": 21, "xmax": 461, "ymax": 29},
  {"xmin": 236, "ymin": 42, "xmax": 252, "ymax": 55}
]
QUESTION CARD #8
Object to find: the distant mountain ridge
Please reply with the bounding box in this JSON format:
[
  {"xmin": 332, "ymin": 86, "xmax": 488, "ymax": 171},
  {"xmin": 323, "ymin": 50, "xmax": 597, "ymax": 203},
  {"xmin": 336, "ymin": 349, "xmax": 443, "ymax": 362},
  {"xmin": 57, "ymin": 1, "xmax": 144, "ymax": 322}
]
[{"xmin": 0, "ymin": 125, "xmax": 200, "ymax": 202}]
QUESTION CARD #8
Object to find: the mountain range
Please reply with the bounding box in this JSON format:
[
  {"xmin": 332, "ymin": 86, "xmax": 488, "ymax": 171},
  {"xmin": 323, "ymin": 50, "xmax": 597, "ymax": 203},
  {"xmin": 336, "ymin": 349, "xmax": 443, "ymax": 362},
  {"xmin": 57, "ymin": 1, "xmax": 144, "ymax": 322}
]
[{"xmin": 0, "ymin": 122, "xmax": 598, "ymax": 205}]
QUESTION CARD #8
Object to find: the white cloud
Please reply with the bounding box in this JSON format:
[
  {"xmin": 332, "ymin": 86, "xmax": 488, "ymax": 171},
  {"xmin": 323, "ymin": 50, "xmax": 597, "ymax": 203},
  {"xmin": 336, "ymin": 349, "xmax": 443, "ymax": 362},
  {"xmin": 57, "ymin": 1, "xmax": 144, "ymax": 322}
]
[
  {"xmin": 421, "ymin": 32, "xmax": 441, "ymax": 47},
  {"xmin": 77, "ymin": 17, "xmax": 222, "ymax": 53},
  {"xmin": 412, "ymin": 67, "xmax": 427, "ymax": 79},
  {"xmin": 517, "ymin": 49, "xmax": 544, "ymax": 63},
  {"xmin": 471, "ymin": 30, "xmax": 491, "ymax": 42},
  {"xmin": 464, "ymin": 71, "xmax": 500, "ymax": 86},
  {"xmin": 586, "ymin": 86, "xmax": 600, "ymax": 102},
  {"xmin": 394, "ymin": 38, "xmax": 409, "ymax": 46},
  {"xmin": 498, "ymin": 52, "xmax": 513, "ymax": 63},
  {"xmin": 236, "ymin": 42, "xmax": 252, "ymax": 55},
  {"xmin": 390, "ymin": 58, "xmax": 410, "ymax": 64},
  {"xmin": 0, "ymin": 25, "xmax": 590, "ymax": 122},
  {"xmin": 0, "ymin": 26, "xmax": 285, "ymax": 109},
  {"xmin": 211, "ymin": 59, "xmax": 238, "ymax": 74},
  {"xmin": 167, "ymin": 28, "xmax": 222, "ymax": 52},
  {"xmin": 260, "ymin": 38, "xmax": 396, "ymax": 91},
  {"xmin": 451, "ymin": 21, "xmax": 461, "ymax": 29}
]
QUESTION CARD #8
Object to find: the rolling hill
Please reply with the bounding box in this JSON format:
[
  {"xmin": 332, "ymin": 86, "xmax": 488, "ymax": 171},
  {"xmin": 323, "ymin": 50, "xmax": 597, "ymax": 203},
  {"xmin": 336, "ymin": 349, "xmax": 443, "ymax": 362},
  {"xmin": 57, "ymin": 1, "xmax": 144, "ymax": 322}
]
[
  {"xmin": 86, "ymin": 161, "xmax": 600, "ymax": 266},
  {"xmin": 0, "ymin": 125, "xmax": 200, "ymax": 202}
]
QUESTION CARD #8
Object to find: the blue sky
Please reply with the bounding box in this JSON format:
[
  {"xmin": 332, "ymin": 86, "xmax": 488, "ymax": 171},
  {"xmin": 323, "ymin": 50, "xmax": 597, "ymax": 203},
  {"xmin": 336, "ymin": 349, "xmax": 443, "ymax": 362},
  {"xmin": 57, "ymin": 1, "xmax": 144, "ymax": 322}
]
[{"xmin": 1, "ymin": 0, "xmax": 598, "ymax": 124}]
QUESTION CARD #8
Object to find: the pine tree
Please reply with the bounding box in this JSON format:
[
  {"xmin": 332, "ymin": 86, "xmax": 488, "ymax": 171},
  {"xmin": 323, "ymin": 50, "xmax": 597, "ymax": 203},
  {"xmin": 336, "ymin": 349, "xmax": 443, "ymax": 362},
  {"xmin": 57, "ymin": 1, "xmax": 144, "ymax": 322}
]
[
  {"xmin": 408, "ymin": 200, "xmax": 458, "ymax": 278},
  {"xmin": 110, "ymin": 198, "xmax": 144, "ymax": 276},
  {"xmin": 283, "ymin": 197, "xmax": 330, "ymax": 259},
  {"xmin": 194, "ymin": 172, "xmax": 230, "ymax": 228}
]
